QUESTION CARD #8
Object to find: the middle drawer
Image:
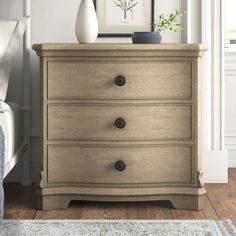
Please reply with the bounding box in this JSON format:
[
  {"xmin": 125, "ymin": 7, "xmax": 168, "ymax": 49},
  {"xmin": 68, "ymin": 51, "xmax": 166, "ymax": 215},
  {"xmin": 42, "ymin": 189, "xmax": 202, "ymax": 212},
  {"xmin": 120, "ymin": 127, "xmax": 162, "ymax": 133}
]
[{"xmin": 48, "ymin": 104, "xmax": 193, "ymax": 141}]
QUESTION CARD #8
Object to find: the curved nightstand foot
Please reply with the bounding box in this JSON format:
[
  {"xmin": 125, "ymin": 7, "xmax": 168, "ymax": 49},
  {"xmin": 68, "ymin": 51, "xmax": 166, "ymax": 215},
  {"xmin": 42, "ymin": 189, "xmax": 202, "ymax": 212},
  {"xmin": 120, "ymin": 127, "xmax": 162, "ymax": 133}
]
[{"xmin": 170, "ymin": 195, "xmax": 205, "ymax": 211}]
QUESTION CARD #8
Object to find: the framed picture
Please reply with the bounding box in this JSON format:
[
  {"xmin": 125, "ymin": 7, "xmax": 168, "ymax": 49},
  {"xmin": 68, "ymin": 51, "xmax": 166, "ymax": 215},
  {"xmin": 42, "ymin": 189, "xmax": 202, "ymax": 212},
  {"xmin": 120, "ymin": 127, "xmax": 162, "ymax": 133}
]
[{"xmin": 94, "ymin": 0, "xmax": 155, "ymax": 37}]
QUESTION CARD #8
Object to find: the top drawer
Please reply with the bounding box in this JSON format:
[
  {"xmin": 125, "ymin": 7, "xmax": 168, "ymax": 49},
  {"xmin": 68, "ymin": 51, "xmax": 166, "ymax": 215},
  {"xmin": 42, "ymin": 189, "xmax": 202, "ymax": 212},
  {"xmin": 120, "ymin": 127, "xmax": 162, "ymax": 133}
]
[{"xmin": 47, "ymin": 61, "xmax": 193, "ymax": 100}]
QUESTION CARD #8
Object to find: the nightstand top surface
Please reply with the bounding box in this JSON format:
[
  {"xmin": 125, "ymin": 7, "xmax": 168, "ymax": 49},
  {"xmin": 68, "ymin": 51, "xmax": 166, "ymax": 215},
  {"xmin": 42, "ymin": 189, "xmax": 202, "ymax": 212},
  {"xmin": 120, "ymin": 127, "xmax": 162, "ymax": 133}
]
[{"xmin": 33, "ymin": 43, "xmax": 207, "ymax": 52}]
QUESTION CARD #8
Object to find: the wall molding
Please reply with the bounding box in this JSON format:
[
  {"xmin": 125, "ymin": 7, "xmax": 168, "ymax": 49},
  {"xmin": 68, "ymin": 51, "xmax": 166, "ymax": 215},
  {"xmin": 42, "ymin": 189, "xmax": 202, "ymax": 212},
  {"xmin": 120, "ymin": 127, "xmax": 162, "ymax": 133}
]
[
  {"xmin": 225, "ymin": 72, "xmax": 236, "ymax": 76},
  {"xmin": 225, "ymin": 129, "xmax": 236, "ymax": 167},
  {"xmin": 201, "ymin": 0, "xmax": 211, "ymax": 150},
  {"xmin": 201, "ymin": 0, "xmax": 229, "ymax": 182},
  {"xmin": 225, "ymin": 49, "xmax": 236, "ymax": 168},
  {"xmin": 225, "ymin": 145, "xmax": 236, "ymax": 150},
  {"xmin": 181, "ymin": 0, "xmax": 190, "ymax": 43},
  {"xmin": 225, "ymin": 129, "xmax": 236, "ymax": 137},
  {"xmin": 211, "ymin": 0, "xmax": 225, "ymax": 150},
  {"xmin": 229, "ymin": 155, "xmax": 236, "ymax": 168},
  {"xmin": 225, "ymin": 59, "xmax": 236, "ymax": 63}
]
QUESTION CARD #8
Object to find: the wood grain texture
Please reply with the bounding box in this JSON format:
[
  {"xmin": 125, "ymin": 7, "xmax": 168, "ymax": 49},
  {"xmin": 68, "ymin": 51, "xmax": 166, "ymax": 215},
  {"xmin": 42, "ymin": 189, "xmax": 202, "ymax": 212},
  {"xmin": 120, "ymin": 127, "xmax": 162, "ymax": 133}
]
[
  {"xmin": 48, "ymin": 61, "xmax": 192, "ymax": 100},
  {"xmin": 8, "ymin": 169, "xmax": 236, "ymax": 222},
  {"xmin": 8, "ymin": 170, "xmax": 236, "ymax": 222},
  {"xmin": 32, "ymin": 44, "xmax": 208, "ymax": 58},
  {"xmin": 205, "ymin": 169, "xmax": 236, "ymax": 224},
  {"xmin": 48, "ymin": 104, "xmax": 193, "ymax": 141},
  {"xmin": 32, "ymin": 44, "xmax": 205, "ymax": 211},
  {"xmin": 3, "ymin": 184, "xmax": 37, "ymax": 220},
  {"xmin": 33, "ymin": 43, "xmax": 208, "ymax": 51},
  {"xmin": 33, "ymin": 43, "xmax": 207, "ymax": 57},
  {"xmin": 47, "ymin": 146, "xmax": 193, "ymax": 184},
  {"xmin": 34, "ymin": 201, "xmax": 83, "ymax": 219},
  {"xmin": 37, "ymin": 194, "xmax": 205, "ymax": 211}
]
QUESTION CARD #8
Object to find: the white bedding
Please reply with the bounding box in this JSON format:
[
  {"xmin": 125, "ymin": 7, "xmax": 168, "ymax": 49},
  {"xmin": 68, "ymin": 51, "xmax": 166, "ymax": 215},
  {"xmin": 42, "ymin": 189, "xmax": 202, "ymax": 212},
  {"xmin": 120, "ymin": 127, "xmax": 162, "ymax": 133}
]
[
  {"xmin": 0, "ymin": 18, "xmax": 28, "ymax": 102},
  {"xmin": 0, "ymin": 17, "xmax": 28, "ymax": 180},
  {"xmin": 0, "ymin": 101, "xmax": 22, "ymax": 178}
]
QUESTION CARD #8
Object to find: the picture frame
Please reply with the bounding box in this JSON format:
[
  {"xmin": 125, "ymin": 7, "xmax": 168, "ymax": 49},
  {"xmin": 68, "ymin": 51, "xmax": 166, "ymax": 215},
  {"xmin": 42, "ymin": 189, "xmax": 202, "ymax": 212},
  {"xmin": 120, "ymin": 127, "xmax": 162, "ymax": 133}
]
[{"xmin": 94, "ymin": 0, "xmax": 155, "ymax": 37}]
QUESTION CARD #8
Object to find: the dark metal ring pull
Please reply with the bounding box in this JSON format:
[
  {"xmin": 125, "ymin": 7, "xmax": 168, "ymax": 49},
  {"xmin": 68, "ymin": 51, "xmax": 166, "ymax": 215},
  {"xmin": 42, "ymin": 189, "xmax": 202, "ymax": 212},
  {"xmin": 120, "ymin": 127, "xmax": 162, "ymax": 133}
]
[
  {"xmin": 115, "ymin": 160, "xmax": 126, "ymax": 172},
  {"xmin": 115, "ymin": 118, "xmax": 126, "ymax": 129},
  {"xmin": 115, "ymin": 75, "xmax": 126, "ymax": 86}
]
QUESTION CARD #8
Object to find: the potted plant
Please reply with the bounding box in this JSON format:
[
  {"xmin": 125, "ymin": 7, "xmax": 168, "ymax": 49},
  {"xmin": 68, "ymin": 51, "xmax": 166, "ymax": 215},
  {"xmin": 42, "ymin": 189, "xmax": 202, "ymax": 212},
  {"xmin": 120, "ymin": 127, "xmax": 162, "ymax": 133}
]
[{"xmin": 132, "ymin": 9, "xmax": 186, "ymax": 44}]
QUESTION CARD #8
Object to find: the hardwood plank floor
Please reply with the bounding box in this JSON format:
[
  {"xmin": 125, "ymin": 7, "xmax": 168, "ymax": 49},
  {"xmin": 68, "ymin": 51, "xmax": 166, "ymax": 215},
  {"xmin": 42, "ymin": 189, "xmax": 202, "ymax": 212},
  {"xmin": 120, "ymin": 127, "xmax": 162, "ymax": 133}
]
[
  {"xmin": 205, "ymin": 169, "xmax": 236, "ymax": 224},
  {"xmin": 4, "ymin": 169, "xmax": 236, "ymax": 225}
]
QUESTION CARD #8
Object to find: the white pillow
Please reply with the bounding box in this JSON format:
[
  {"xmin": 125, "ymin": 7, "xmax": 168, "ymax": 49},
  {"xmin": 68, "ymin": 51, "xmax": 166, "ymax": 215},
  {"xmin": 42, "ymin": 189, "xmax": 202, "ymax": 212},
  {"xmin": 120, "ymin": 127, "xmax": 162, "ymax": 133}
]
[{"xmin": 0, "ymin": 17, "xmax": 28, "ymax": 102}]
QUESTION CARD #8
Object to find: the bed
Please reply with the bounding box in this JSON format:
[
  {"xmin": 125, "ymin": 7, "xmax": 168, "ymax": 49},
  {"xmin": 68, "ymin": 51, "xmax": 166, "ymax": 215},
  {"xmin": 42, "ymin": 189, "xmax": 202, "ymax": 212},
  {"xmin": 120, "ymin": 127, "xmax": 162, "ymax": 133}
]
[
  {"xmin": 0, "ymin": 17, "xmax": 29, "ymax": 217},
  {"xmin": 0, "ymin": 101, "xmax": 25, "ymax": 179},
  {"xmin": 0, "ymin": 17, "xmax": 28, "ymax": 178}
]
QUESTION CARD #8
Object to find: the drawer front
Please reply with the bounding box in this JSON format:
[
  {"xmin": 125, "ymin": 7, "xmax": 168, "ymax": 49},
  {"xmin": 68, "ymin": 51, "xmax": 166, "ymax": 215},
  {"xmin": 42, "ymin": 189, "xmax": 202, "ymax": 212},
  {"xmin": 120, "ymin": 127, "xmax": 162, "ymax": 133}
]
[
  {"xmin": 48, "ymin": 61, "xmax": 192, "ymax": 100},
  {"xmin": 48, "ymin": 105, "xmax": 193, "ymax": 141},
  {"xmin": 48, "ymin": 146, "xmax": 193, "ymax": 184}
]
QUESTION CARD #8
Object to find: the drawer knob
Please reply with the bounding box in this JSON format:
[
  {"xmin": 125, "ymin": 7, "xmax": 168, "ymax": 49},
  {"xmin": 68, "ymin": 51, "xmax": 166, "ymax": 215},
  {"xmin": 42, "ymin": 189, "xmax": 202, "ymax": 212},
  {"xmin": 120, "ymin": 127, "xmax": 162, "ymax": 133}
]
[
  {"xmin": 115, "ymin": 118, "xmax": 126, "ymax": 129},
  {"xmin": 115, "ymin": 75, "xmax": 126, "ymax": 86},
  {"xmin": 115, "ymin": 161, "xmax": 126, "ymax": 172}
]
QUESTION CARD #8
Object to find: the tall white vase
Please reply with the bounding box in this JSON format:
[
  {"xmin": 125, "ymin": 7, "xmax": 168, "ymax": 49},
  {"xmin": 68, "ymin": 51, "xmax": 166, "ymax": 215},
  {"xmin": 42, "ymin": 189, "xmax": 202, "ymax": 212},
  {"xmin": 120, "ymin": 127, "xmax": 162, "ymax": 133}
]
[{"xmin": 75, "ymin": 0, "xmax": 98, "ymax": 44}]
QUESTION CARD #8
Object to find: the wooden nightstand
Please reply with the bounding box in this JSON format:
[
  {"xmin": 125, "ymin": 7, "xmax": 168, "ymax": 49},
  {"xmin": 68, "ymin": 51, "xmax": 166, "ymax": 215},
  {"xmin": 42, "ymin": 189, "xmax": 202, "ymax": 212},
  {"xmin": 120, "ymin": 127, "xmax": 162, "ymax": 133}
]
[{"xmin": 33, "ymin": 43, "xmax": 207, "ymax": 210}]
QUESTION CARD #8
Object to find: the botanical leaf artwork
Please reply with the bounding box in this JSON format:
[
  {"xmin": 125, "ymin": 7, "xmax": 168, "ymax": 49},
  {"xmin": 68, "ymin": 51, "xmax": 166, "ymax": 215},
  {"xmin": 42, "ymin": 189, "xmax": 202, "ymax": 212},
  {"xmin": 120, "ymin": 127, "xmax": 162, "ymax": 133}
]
[{"xmin": 113, "ymin": 0, "xmax": 139, "ymax": 19}]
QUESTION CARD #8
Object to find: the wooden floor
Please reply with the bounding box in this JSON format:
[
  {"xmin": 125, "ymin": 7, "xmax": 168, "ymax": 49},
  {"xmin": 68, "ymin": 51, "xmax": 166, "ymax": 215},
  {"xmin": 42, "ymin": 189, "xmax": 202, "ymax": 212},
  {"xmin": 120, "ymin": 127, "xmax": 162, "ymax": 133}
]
[{"xmin": 3, "ymin": 169, "xmax": 236, "ymax": 225}]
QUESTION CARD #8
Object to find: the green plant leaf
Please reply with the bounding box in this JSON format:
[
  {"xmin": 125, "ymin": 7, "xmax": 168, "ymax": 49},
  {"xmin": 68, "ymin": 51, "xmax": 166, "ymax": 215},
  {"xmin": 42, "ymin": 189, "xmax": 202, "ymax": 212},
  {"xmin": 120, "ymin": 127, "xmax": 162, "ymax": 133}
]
[{"xmin": 153, "ymin": 8, "xmax": 187, "ymax": 33}]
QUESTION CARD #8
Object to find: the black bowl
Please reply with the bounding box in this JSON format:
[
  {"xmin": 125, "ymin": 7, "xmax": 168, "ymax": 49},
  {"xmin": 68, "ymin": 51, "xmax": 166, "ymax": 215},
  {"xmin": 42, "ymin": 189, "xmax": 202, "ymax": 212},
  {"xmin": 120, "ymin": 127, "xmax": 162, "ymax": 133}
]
[{"xmin": 132, "ymin": 32, "xmax": 162, "ymax": 44}]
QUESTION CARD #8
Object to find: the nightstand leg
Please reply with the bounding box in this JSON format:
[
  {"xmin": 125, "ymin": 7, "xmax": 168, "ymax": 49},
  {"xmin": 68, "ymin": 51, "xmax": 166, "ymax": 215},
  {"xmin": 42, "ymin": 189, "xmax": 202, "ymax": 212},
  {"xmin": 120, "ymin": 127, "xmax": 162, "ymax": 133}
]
[
  {"xmin": 37, "ymin": 195, "xmax": 71, "ymax": 211},
  {"xmin": 169, "ymin": 195, "xmax": 205, "ymax": 211}
]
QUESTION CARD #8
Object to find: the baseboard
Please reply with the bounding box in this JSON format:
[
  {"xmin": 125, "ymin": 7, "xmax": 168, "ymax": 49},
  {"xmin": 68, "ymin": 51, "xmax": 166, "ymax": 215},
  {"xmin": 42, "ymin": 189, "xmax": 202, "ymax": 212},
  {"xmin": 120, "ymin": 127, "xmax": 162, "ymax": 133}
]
[{"xmin": 203, "ymin": 150, "xmax": 228, "ymax": 183}]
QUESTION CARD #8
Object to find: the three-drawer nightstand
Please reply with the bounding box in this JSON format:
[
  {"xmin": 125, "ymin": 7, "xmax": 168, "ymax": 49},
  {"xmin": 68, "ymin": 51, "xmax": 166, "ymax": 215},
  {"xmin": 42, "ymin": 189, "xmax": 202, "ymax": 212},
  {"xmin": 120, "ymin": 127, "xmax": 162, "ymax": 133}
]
[{"xmin": 33, "ymin": 44, "xmax": 207, "ymax": 211}]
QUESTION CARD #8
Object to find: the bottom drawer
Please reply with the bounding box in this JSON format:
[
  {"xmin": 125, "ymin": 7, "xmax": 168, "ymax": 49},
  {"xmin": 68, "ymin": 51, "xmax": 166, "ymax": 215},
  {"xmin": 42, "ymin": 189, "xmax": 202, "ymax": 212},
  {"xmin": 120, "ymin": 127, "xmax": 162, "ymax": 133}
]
[{"xmin": 48, "ymin": 146, "xmax": 193, "ymax": 184}]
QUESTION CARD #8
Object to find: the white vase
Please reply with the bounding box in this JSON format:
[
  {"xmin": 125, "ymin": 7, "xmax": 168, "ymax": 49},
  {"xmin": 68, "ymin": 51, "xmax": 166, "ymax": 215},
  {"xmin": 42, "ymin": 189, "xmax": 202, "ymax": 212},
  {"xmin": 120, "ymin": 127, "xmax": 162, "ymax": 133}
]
[{"xmin": 75, "ymin": 0, "xmax": 98, "ymax": 44}]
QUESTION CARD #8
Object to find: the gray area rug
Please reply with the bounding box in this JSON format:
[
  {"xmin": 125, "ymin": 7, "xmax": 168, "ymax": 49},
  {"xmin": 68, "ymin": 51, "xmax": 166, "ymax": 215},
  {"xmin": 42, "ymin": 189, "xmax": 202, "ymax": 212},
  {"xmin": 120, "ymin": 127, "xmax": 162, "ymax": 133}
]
[{"xmin": 0, "ymin": 220, "xmax": 235, "ymax": 236}]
